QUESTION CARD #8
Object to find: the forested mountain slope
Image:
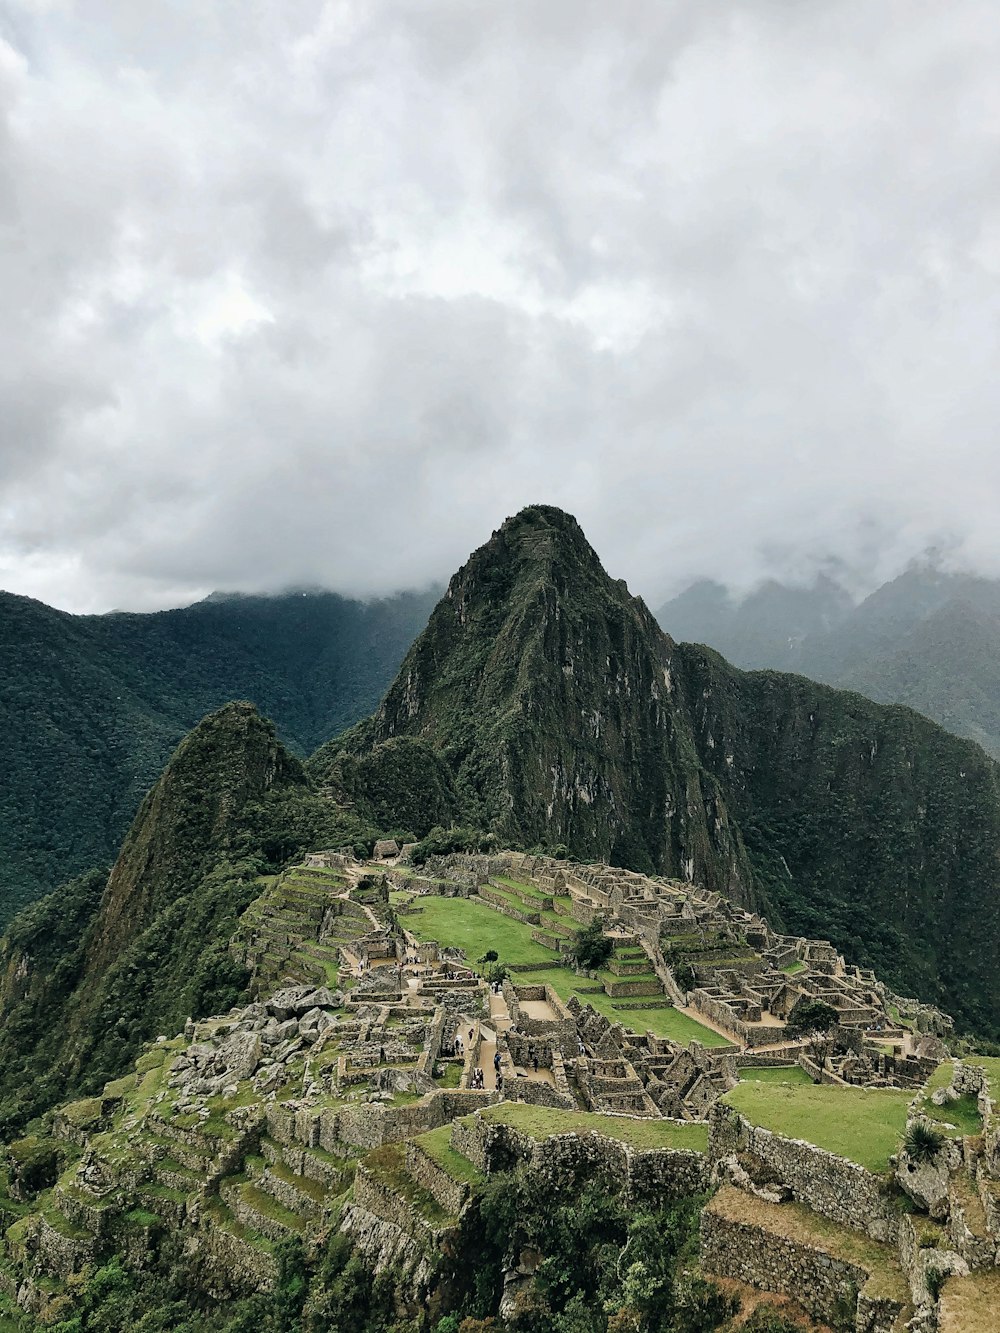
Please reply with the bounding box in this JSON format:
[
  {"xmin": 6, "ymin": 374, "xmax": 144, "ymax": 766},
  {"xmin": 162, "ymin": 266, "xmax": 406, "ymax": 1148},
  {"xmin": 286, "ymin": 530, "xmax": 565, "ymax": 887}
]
[
  {"xmin": 318, "ymin": 506, "xmax": 1000, "ymax": 1036},
  {"xmin": 0, "ymin": 585, "xmax": 436, "ymax": 925},
  {"xmin": 0, "ymin": 702, "xmax": 377, "ymax": 1134}
]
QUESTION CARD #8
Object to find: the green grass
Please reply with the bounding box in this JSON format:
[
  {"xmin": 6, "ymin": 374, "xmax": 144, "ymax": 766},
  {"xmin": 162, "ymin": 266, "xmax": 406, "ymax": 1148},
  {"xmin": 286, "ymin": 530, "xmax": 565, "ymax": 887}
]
[
  {"xmin": 238, "ymin": 1182, "xmax": 307, "ymax": 1233},
  {"xmin": 414, "ymin": 1126, "xmax": 484, "ymax": 1185},
  {"xmin": 738, "ymin": 1064, "xmax": 813, "ymax": 1085},
  {"xmin": 434, "ymin": 1061, "xmax": 464, "ymax": 1089},
  {"xmin": 404, "ymin": 895, "xmax": 556, "ymax": 966},
  {"xmin": 527, "ymin": 967, "xmax": 729, "ymax": 1047},
  {"xmin": 915, "ymin": 1063, "xmax": 983, "ymax": 1137},
  {"xmin": 722, "ymin": 1081, "xmax": 911, "ymax": 1173},
  {"xmin": 480, "ymin": 1103, "xmax": 709, "ymax": 1153},
  {"xmin": 781, "ymin": 960, "xmax": 805, "ymax": 975}
]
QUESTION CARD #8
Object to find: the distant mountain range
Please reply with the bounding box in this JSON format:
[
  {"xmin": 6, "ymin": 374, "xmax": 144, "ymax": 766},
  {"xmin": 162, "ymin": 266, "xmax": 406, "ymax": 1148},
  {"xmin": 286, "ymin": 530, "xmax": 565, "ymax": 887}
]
[
  {"xmin": 657, "ymin": 567, "xmax": 1000, "ymax": 759},
  {"xmin": 0, "ymin": 586, "xmax": 438, "ymax": 925}
]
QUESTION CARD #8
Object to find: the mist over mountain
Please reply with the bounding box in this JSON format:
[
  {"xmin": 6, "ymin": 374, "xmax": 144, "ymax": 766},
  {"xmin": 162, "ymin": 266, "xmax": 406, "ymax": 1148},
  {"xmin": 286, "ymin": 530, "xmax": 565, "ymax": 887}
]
[{"xmin": 658, "ymin": 567, "xmax": 1000, "ymax": 760}]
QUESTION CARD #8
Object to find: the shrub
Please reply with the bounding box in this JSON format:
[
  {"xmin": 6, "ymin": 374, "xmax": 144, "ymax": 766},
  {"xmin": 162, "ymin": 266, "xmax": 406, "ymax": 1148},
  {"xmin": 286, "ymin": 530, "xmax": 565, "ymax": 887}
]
[
  {"xmin": 785, "ymin": 999, "xmax": 839, "ymax": 1035},
  {"xmin": 904, "ymin": 1121, "xmax": 945, "ymax": 1163}
]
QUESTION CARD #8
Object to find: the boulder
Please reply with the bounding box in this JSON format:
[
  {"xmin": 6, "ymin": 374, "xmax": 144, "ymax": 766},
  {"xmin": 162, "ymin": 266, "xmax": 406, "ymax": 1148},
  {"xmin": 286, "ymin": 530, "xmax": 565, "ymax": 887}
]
[
  {"xmin": 897, "ymin": 1135, "xmax": 963, "ymax": 1218},
  {"xmin": 217, "ymin": 1031, "xmax": 263, "ymax": 1081}
]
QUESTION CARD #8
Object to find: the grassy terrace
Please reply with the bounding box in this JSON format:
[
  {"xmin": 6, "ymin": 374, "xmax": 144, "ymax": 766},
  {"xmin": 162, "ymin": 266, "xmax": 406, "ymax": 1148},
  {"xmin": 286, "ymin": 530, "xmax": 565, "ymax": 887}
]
[
  {"xmin": 737, "ymin": 1065, "xmax": 813, "ymax": 1086},
  {"xmin": 414, "ymin": 1126, "xmax": 484, "ymax": 1185},
  {"xmin": 722, "ymin": 1082, "xmax": 911, "ymax": 1173},
  {"xmin": 707, "ymin": 1185, "xmax": 909, "ymax": 1307},
  {"xmin": 915, "ymin": 1062, "xmax": 983, "ymax": 1137},
  {"xmin": 939, "ymin": 1266, "xmax": 1000, "ymax": 1333},
  {"xmin": 479, "ymin": 1103, "xmax": 709, "ymax": 1153},
  {"xmin": 403, "ymin": 893, "xmax": 727, "ymax": 1047},
  {"xmin": 365, "ymin": 1142, "xmax": 454, "ymax": 1228}
]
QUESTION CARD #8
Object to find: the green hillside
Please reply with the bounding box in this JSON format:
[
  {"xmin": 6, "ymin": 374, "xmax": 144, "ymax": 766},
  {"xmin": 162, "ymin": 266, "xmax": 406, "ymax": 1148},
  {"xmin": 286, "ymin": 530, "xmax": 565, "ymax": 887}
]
[{"xmin": 0, "ymin": 586, "xmax": 436, "ymax": 925}]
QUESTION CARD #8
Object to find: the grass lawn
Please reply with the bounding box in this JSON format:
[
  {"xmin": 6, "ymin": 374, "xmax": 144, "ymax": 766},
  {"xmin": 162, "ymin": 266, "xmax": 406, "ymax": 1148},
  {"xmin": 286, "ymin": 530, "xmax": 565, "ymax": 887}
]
[
  {"xmin": 722, "ymin": 1081, "xmax": 911, "ymax": 1173},
  {"xmin": 493, "ymin": 876, "xmax": 551, "ymax": 902},
  {"xmin": 530, "ymin": 966, "xmax": 730, "ymax": 1047},
  {"xmin": 403, "ymin": 894, "xmax": 728, "ymax": 1048},
  {"xmin": 404, "ymin": 895, "xmax": 556, "ymax": 966},
  {"xmin": 738, "ymin": 1065, "xmax": 813, "ymax": 1086},
  {"xmin": 480, "ymin": 1103, "xmax": 709, "ymax": 1153},
  {"xmin": 781, "ymin": 960, "xmax": 805, "ymax": 975}
]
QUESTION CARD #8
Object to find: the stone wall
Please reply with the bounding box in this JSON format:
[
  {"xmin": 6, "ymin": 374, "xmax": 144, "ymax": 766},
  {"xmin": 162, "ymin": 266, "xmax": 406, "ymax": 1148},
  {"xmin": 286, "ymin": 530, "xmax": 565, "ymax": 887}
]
[
  {"xmin": 404, "ymin": 1141, "xmax": 469, "ymax": 1217},
  {"xmin": 700, "ymin": 1207, "xmax": 899, "ymax": 1333},
  {"xmin": 451, "ymin": 1115, "xmax": 710, "ymax": 1208},
  {"xmin": 709, "ymin": 1103, "xmax": 898, "ymax": 1243},
  {"xmin": 198, "ymin": 1218, "xmax": 277, "ymax": 1294}
]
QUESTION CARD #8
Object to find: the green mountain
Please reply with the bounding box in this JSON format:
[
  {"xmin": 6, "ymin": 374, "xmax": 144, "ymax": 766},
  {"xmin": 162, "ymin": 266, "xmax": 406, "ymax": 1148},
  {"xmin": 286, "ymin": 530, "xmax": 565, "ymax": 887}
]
[
  {"xmin": 313, "ymin": 506, "xmax": 754, "ymax": 899},
  {"xmin": 658, "ymin": 568, "xmax": 1000, "ymax": 759},
  {"xmin": 318, "ymin": 506, "xmax": 1000, "ymax": 1037},
  {"xmin": 0, "ymin": 585, "xmax": 437, "ymax": 926},
  {"xmin": 0, "ymin": 702, "xmax": 376, "ymax": 1135}
]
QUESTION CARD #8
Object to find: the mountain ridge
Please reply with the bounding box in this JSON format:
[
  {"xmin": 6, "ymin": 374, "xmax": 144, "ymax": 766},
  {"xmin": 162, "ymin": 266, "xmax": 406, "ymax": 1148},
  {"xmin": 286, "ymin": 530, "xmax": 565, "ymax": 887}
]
[{"xmin": 657, "ymin": 566, "xmax": 1000, "ymax": 759}]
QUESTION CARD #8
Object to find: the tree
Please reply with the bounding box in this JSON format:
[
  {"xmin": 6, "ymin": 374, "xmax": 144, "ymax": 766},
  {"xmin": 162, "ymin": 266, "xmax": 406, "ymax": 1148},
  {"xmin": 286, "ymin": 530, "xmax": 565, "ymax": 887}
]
[
  {"xmin": 572, "ymin": 919, "xmax": 613, "ymax": 971},
  {"xmin": 785, "ymin": 999, "xmax": 838, "ymax": 1036}
]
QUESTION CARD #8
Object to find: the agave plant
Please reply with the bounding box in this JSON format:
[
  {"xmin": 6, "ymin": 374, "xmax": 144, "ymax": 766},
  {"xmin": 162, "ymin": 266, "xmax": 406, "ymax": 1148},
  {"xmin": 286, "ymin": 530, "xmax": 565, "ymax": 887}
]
[{"xmin": 904, "ymin": 1120, "xmax": 945, "ymax": 1163}]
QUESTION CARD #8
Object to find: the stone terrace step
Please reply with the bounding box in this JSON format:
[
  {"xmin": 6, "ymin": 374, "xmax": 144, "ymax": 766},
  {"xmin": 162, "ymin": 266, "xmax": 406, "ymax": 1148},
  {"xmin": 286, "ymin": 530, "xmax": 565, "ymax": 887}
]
[
  {"xmin": 701, "ymin": 1185, "xmax": 910, "ymax": 1333},
  {"xmin": 219, "ymin": 1174, "xmax": 308, "ymax": 1243}
]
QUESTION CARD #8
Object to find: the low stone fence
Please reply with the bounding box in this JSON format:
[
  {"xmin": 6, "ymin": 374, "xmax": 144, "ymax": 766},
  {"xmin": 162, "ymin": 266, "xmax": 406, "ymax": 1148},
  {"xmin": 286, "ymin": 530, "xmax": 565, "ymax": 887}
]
[
  {"xmin": 735, "ymin": 1053, "xmax": 805, "ymax": 1069},
  {"xmin": 708, "ymin": 1103, "xmax": 898, "ymax": 1243},
  {"xmin": 603, "ymin": 978, "xmax": 663, "ymax": 999},
  {"xmin": 475, "ymin": 889, "xmax": 540, "ymax": 926},
  {"xmin": 266, "ymin": 1088, "xmax": 498, "ymax": 1155}
]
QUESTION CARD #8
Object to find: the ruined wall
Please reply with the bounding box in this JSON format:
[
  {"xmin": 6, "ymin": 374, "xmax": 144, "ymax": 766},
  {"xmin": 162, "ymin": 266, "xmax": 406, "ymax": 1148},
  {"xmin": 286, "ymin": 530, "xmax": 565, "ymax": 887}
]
[
  {"xmin": 700, "ymin": 1209, "xmax": 900, "ymax": 1333},
  {"xmin": 451, "ymin": 1116, "xmax": 709, "ymax": 1207},
  {"xmin": 709, "ymin": 1104, "xmax": 898, "ymax": 1243}
]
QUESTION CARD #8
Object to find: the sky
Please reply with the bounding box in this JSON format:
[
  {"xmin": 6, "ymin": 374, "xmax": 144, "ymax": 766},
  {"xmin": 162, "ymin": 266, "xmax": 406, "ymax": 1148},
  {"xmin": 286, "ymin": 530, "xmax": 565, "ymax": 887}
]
[{"xmin": 3, "ymin": 1, "xmax": 1000, "ymax": 613}]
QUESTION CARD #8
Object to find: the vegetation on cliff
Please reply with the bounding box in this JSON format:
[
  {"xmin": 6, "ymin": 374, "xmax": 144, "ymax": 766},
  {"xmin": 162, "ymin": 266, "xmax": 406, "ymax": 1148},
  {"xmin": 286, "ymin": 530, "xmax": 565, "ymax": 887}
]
[
  {"xmin": 0, "ymin": 586, "xmax": 436, "ymax": 925},
  {"xmin": 0, "ymin": 703, "xmax": 379, "ymax": 1135}
]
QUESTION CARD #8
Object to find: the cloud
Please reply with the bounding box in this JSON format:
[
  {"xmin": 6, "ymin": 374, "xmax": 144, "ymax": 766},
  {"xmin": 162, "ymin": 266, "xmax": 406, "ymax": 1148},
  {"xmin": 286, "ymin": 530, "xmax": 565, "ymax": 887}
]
[{"xmin": 2, "ymin": 0, "xmax": 1000, "ymax": 611}]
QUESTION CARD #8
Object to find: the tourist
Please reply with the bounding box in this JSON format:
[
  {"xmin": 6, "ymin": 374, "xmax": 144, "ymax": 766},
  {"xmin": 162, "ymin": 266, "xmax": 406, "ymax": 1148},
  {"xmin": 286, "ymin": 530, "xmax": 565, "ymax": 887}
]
[{"xmin": 532, "ymin": 1055, "xmax": 538, "ymax": 1073}]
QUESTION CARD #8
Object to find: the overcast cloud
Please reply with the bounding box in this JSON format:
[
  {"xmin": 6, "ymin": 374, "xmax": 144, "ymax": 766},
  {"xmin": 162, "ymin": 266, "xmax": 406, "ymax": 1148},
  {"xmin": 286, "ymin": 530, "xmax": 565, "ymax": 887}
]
[{"xmin": 2, "ymin": 1, "xmax": 1000, "ymax": 612}]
